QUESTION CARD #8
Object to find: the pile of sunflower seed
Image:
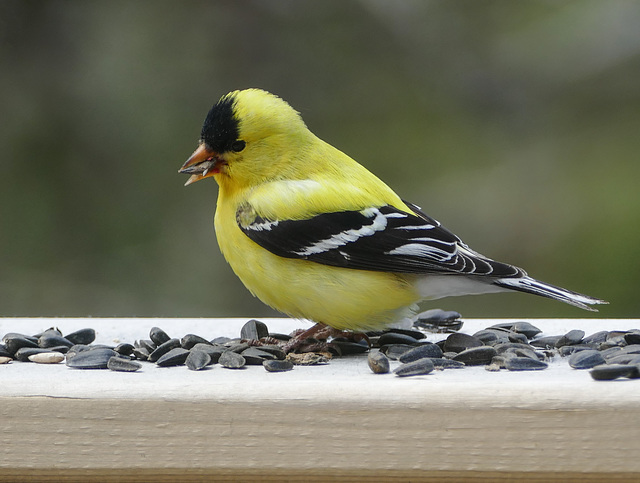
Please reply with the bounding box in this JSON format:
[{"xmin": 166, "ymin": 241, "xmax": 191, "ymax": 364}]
[
  {"xmin": 0, "ymin": 309, "xmax": 638, "ymax": 381},
  {"xmin": 376, "ymin": 309, "xmax": 640, "ymax": 381}
]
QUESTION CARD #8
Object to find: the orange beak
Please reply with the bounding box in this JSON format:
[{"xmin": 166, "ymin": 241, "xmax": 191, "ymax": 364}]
[{"xmin": 178, "ymin": 144, "xmax": 222, "ymax": 186}]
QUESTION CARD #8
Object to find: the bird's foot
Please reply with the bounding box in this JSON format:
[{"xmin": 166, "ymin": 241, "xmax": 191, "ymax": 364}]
[
  {"xmin": 282, "ymin": 323, "xmax": 369, "ymax": 354},
  {"xmin": 245, "ymin": 336, "xmax": 283, "ymax": 347},
  {"xmin": 281, "ymin": 323, "xmax": 328, "ymax": 353}
]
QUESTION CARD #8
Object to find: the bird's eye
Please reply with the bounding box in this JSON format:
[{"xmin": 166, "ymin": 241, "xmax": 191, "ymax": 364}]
[{"xmin": 231, "ymin": 140, "xmax": 246, "ymax": 152}]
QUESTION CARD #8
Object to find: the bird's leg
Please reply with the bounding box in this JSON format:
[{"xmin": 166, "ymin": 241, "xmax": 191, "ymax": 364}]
[
  {"xmin": 245, "ymin": 336, "xmax": 282, "ymax": 347},
  {"xmin": 282, "ymin": 323, "xmax": 370, "ymax": 354},
  {"xmin": 282, "ymin": 322, "xmax": 329, "ymax": 353}
]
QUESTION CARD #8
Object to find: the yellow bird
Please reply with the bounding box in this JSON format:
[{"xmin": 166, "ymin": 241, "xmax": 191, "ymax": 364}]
[{"xmin": 179, "ymin": 88, "xmax": 606, "ymax": 333}]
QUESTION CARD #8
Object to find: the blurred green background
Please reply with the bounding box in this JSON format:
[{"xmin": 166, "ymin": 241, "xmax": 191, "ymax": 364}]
[{"xmin": 1, "ymin": 0, "xmax": 638, "ymax": 319}]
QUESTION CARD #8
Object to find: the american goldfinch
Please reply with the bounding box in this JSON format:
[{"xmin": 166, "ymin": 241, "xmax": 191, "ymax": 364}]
[{"xmin": 179, "ymin": 88, "xmax": 607, "ymax": 331}]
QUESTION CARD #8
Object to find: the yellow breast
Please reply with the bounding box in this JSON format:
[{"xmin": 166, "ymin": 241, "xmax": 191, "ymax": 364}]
[{"xmin": 214, "ymin": 196, "xmax": 420, "ymax": 331}]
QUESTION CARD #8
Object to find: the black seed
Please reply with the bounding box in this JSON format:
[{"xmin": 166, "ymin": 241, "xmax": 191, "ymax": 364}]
[
  {"xmin": 499, "ymin": 348, "xmax": 518, "ymax": 360},
  {"xmin": 605, "ymin": 354, "xmax": 640, "ymax": 366},
  {"xmin": 377, "ymin": 332, "xmax": 421, "ymax": 346},
  {"xmin": 33, "ymin": 328, "xmax": 61, "ymax": 338},
  {"xmin": 394, "ymin": 358, "xmax": 435, "ymax": 377},
  {"xmin": 242, "ymin": 347, "xmax": 277, "ymax": 359},
  {"xmin": 3, "ymin": 332, "xmax": 38, "ymax": 343},
  {"xmin": 148, "ymin": 338, "xmax": 181, "ymax": 363},
  {"xmin": 511, "ymin": 322, "xmax": 543, "ymax": 339},
  {"xmin": 219, "ymin": 351, "xmax": 246, "ymax": 369},
  {"xmin": 186, "ymin": 350, "xmax": 211, "ymax": 371},
  {"xmin": 45, "ymin": 345, "xmax": 70, "ymax": 354},
  {"xmin": 601, "ymin": 346, "xmax": 624, "ymax": 359},
  {"xmin": 489, "ymin": 355, "xmax": 507, "ymax": 369},
  {"xmin": 190, "ymin": 343, "xmax": 226, "ymax": 363},
  {"xmin": 64, "ymin": 328, "xmax": 96, "ymax": 345},
  {"xmin": 0, "ymin": 344, "xmax": 11, "ymax": 358},
  {"xmin": 619, "ymin": 345, "xmax": 640, "ymax": 356},
  {"xmin": 65, "ymin": 344, "xmax": 92, "ymax": 361},
  {"xmin": 504, "ymin": 357, "xmax": 548, "ymax": 371},
  {"xmin": 555, "ymin": 330, "xmax": 585, "ymax": 348},
  {"xmin": 226, "ymin": 342, "xmax": 250, "ymax": 353},
  {"xmin": 328, "ymin": 344, "xmax": 343, "ymax": 357},
  {"xmin": 210, "ymin": 336, "xmax": 233, "ymax": 344},
  {"xmin": 598, "ymin": 336, "xmax": 627, "ymax": 350},
  {"xmin": 66, "ymin": 348, "xmax": 118, "ymax": 369},
  {"xmin": 413, "ymin": 309, "xmax": 463, "ymax": 332},
  {"xmin": 252, "ymin": 345, "xmax": 286, "ymax": 360},
  {"xmin": 582, "ymin": 331, "xmax": 609, "ymax": 346},
  {"xmin": 114, "ymin": 343, "xmax": 135, "ymax": 356},
  {"xmin": 329, "ymin": 339, "xmax": 369, "ymax": 355},
  {"xmin": 240, "ymin": 319, "xmax": 270, "ymax": 340},
  {"xmin": 452, "ymin": 346, "xmax": 497, "ymax": 366},
  {"xmin": 3, "ymin": 334, "xmax": 39, "ymax": 355},
  {"xmin": 488, "ymin": 322, "xmax": 542, "ymax": 340},
  {"xmin": 414, "ymin": 308, "xmax": 461, "ymax": 324},
  {"xmin": 607, "ymin": 331, "xmax": 628, "ymax": 340},
  {"xmin": 472, "ymin": 330, "xmax": 505, "ymax": 345},
  {"xmin": 624, "ymin": 331, "xmax": 640, "ymax": 345},
  {"xmin": 558, "ymin": 344, "xmax": 592, "ymax": 357},
  {"xmin": 149, "ymin": 327, "xmax": 171, "ymax": 346},
  {"xmin": 132, "ymin": 347, "xmax": 150, "ymax": 361},
  {"xmin": 147, "ymin": 339, "xmax": 180, "ymax": 362},
  {"xmin": 398, "ymin": 343, "xmax": 443, "ymax": 363},
  {"xmin": 181, "ymin": 334, "xmax": 211, "ymax": 350},
  {"xmin": 367, "ymin": 337, "xmax": 383, "ymax": 348},
  {"xmin": 38, "ymin": 333, "xmax": 73, "ymax": 349},
  {"xmin": 590, "ymin": 364, "xmax": 636, "ymax": 381},
  {"xmin": 379, "ymin": 344, "xmax": 415, "ymax": 360},
  {"xmin": 512, "ymin": 347, "xmax": 541, "ymax": 361},
  {"xmin": 626, "ymin": 364, "xmax": 640, "ymax": 379},
  {"xmin": 241, "ymin": 347, "xmax": 276, "ymax": 365},
  {"xmin": 508, "ymin": 332, "xmax": 529, "ymax": 344},
  {"xmin": 487, "ymin": 322, "xmax": 517, "ymax": 330},
  {"xmin": 443, "ymin": 333, "xmax": 483, "ymax": 353},
  {"xmin": 156, "ymin": 348, "xmax": 190, "ymax": 367},
  {"xmin": 136, "ymin": 339, "xmax": 156, "ymax": 353},
  {"xmin": 263, "ymin": 359, "xmax": 294, "ymax": 372},
  {"xmin": 368, "ymin": 351, "xmax": 390, "ymax": 374},
  {"xmin": 364, "ymin": 330, "xmax": 381, "ymax": 337},
  {"xmin": 386, "ymin": 328, "xmax": 426, "ymax": 340},
  {"xmin": 530, "ymin": 336, "xmax": 562, "ymax": 349},
  {"xmin": 107, "ymin": 356, "xmax": 142, "ymax": 372}
]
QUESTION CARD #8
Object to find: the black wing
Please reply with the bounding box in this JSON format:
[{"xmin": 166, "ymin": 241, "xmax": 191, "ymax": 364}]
[{"xmin": 237, "ymin": 201, "xmax": 522, "ymax": 277}]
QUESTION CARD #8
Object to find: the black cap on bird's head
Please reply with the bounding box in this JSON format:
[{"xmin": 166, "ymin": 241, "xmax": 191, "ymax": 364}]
[
  {"xmin": 178, "ymin": 92, "xmax": 246, "ymax": 185},
  {"xmin": 179, "ymin": 89, "xmax": 307, "ymax": 185},
  {"xmin": 200, "ymin": 93, "xmax": 242, "ymax": 154}
]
